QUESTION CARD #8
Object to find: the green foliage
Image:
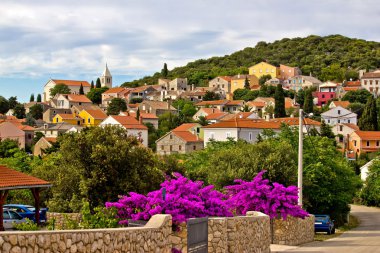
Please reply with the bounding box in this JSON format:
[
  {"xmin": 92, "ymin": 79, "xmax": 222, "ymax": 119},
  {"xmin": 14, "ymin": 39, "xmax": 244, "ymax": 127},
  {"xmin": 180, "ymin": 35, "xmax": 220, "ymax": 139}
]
[
  {"xmin": 107, "ymin": 98, "xmax": 127, "ymax": 115},
  {"xmin": 86, "ymin": 87, "xmax": 109, "ymax": 104},
  {"xmin": 161, "ymin": 63, "xmax": 168, "ymax": 78},
  {"xmin": 33, "ymin": 132, "xmax": 45, "ymax": 145},
  {"xmin": 233, "ymin": 89, "xmax": 260, "ymax": 101},
  {"xmin": 30, "ymin": 94, "xmax": 35, "ymax": 102},
  {"xmin": 358, "ymin": 96, "xmax": 378, "ymax": 131},
  {"xmin": 50, "ymin": 84, "xmax": 71, "ymax": 97},
  {"xmin": 303, "ymin": 89, "xmax": 314, "ymax": 113},
  {"xmin": 172, "ymin": 99, "xmax": 196, "ymax": 123},
  {"xmin": 347, "ymin": 102, "xmax": 365, "ymax": 119},
  {"xmin": 360, "ymin": 160, "xmax": 380, "ymax": 207},
  {"xmin": 91, "ymin": 80, "xmax": 94, "ymax": 89},
  {"xmin": 196, "ymin": 116, "xmax": 210, "ymax": 126},
  {"xmin": 13, "ymin": 218, "xmax": 39, "ymax": 231},
  {"xmin": 244, "ymin": 76, "xmax": 250, "ymax": 89},
  {"xmin": 203, "ymin": 91, "xmax": 221, "ymax": 101},
  {"xmin": 79, "ymin": 201, "xmax": 119, "ymax": 229},
  {"xmin": 240, "ymin": 104, "xmax": 252, "ymax": 112},
  {"xmin": 25, "ymin": 113, "xmax": 36, "ymax": 127},
  {"xmin": 320, "ymin": 63, "xmax": 345, "ymax": 81},
  {"xmin": 0, "ymin": 96, "xmax": 10, "ymax": 114},
  {"xmin": 36, "ymin": 94, "xmax": 42, "ymax": 103},
  {"xmin": 28, "ymin": 104, "xmax": 43, "ymax": 120},
  {"xmin": 145, "ymin": 122, "xmax": 159, "ymax": 151},
  {"xmin": 274, "ymin": 84, "xmax": 286, "ymax": 118},
  {"xmin": 13, "ymin": 104, "xmax": 26, "ymax": 119},
  {"xmin": 320, "ymin": 120, "xmax": 335, "ymax": 139},
  {"xmin": 342, "ymin": 89, "xmax": 372, "ymax": 104},
  {"xmin": 158, "ymin": 112, "xmax": 180, "ymax": 135},
  {"xmin": 259, "ymin": 74, "xmax": 272, "ymax": 85},
  {"xmin": 79, "ymin": 83, "xmax": 84, "ymax": 95},
  {"xmin": 96, "ymin": 78, "xmax": 101, "ymax": 88},
  {"xmin": 0, "ymin": 139, "xmax": 20, "ymax": 158},
  {"xmin": 8, "ymin": 96, "xmax": 18, "ymax": 109},
  {"xmin": 296, "ymin": 89, "xmax": 305, "ymax": 107},
  {"xmin": 258, "ymin": 84, "xmax": 276, "ymax": 97},
  {"xmin": 130, "ymin": 97, "xmax": 143, "ymax": 104}
]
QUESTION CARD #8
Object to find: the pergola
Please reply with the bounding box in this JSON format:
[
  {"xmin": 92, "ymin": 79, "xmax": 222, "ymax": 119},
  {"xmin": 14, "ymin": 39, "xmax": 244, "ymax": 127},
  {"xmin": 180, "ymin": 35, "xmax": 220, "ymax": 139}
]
[{"xmin": 0, "ymin": 165, "xmax": 51, "ymax": 231}]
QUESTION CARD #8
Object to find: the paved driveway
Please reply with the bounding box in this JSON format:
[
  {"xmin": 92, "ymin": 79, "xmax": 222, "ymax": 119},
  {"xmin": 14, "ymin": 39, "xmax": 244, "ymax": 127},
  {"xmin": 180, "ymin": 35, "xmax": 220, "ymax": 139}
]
[{"xmin": 277, "ymin": 205, "xmax": 380, "ymax": 253}]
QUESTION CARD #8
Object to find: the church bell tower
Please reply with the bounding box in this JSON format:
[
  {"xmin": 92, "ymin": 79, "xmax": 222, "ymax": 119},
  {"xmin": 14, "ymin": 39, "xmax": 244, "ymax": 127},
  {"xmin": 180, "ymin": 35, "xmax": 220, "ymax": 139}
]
[{"xmin": 100, "ymin": 64, "xmax": 112, "ymax": 88}]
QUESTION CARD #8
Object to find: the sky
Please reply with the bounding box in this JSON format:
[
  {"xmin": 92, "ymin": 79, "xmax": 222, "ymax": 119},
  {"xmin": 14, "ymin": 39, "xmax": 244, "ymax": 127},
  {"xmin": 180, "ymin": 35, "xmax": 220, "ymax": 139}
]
[{"xmin": 0, "ymin": 0, "xmax": 379, "ymax": 102}]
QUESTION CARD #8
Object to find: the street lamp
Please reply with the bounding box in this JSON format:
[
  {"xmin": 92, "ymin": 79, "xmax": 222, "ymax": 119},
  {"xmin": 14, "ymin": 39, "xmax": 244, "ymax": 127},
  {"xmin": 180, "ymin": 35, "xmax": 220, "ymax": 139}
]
[{"xmin": 298, "ymin": 109, "xmax": 303, "ymax": 207}]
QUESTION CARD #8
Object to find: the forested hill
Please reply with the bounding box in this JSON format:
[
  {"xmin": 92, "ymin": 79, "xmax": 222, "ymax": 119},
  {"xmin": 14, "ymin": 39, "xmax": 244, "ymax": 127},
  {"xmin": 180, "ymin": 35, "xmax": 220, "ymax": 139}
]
[{"xmin": 122, "ymin": 35, "xmax": 380, "ymax": 88}]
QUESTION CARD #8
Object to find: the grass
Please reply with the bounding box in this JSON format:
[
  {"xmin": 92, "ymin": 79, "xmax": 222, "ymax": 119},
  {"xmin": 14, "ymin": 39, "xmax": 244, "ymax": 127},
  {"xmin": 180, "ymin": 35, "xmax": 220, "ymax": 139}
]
[{"xmin": 314, "ymin": 215, "xmax": 359, "ymax": 241}]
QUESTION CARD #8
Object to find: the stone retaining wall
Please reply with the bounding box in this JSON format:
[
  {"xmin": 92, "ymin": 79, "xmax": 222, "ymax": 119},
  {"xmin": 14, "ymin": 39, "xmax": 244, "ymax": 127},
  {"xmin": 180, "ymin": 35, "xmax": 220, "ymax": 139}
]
[
  {"xmin": 271, "ymin": 215, "xmax": 315, "ymax": 246},
  {"xmin": 0, "ymin": 214, "xmax": 172, "ymax": 253},
  {"xmin": 46, "ymin": 212, "xmax": 82, "ymax": 230}
]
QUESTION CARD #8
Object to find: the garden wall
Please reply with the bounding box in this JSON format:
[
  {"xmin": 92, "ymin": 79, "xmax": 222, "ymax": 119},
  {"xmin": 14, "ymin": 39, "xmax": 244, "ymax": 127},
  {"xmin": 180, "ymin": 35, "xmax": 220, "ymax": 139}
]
[
  {"xmin": 0, "ymin": 214, "xmax": 172, "ymax": 253},
  {"xmin": 271, "ymin": 215, "xmax": 315, "ymax": 246},
  {"xmin": 46, "ymin": 212, "xmax": 82, "ymax": 230},
  {"xmin": 171, "ymin": 211, "xmax": 271, "ymax": 253}
]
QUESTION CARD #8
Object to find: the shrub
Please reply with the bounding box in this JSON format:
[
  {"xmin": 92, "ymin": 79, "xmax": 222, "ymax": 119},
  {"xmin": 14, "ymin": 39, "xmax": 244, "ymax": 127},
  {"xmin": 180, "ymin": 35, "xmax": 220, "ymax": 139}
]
[{"xmin": 13, "ymin": 218, "xmax": 39, "ymax": 231}]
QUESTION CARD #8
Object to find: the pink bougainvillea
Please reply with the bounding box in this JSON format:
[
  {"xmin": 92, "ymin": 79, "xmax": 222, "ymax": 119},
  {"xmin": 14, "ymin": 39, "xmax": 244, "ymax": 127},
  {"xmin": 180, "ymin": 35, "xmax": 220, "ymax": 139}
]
[{"xmin": 106, "ymin": 171, "xmax": 308, "ymax": 225}]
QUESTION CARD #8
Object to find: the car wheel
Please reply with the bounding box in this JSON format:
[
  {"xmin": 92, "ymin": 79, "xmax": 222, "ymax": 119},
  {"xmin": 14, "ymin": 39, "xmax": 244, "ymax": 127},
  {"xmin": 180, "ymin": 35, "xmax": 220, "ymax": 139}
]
[
  {"xmin": 332, "ymin": 228, "xmax": 336, "ymax": 234},
  {"xmin": 327, "ymin": 228, "xmax": 332, "ymax": 235}
]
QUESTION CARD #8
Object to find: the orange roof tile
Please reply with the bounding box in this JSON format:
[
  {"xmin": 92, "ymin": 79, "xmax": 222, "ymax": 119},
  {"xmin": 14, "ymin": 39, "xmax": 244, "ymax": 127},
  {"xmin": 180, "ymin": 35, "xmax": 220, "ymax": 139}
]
[
  {"xmin": 343, "ymin": 87, "xmax": 360, "ymax": 91},
  {"xmin": 205, "ymin": 112, "xmax": 229, "ymax": 120},
  {"xmin": 247, "ymin": 101, "xmax": 266, "ymax": 107},
  {"xmin": 102, "ymin": 87, "xmax": 127, "ymax": 94},
  {"xmin": 226, "ymin": 100, "xmax": 244, "ymax": 106},
  {"xmin": 67, "ymin": 94, "xmax": 92, "ymax": 103},
  {"xmin": 173, "ymin": 123, "xmax": 199, "ymax": 132},
  {"xmin": 342, "ymin": 123, "xmax": 360, "ymax": 131},
  {"xmin": 140, "ymin": 113, "xmax": 158, "ymax": 119},
  {"xmin": 17, "ymin": 125, "xmax": 35, "ymax": 131},
  {"xmin": 203, "ymin": 118, "xmax": 280, "ymax": 129},
  {"xmin": 220, "ymin": 76, "xmax": 232, "ymax": 82},
  {"xmin": 110, "ymin": 116, "xmax": 148, "ymax": 130},
  {"xmin": 56, "ymin": 113, "xmax": 76, "ymax": 120},
  {"xmin": 128, "ymin": 104, "xmax": 140, "ymax": 108},
  {"xmin": 345, "ymin": 81, "xmax": 361, "ymax": 87},
  {"xmin": 0, "ymin": 165, "xmax": 51, "ymax": 190},
  {"xmin": 331, "ymin": 101, "xmax": 350, "ymax": 108},
  {"xmin": 270, "ymin": 117, "xmax": 321, "ymax": 126},
  {"xmin": 173, "ymin": 131, "xmax": 203, "ymax": 142},
  {"xmin": 84, "ymin": 109, "xmax": 107, "ymax": 119},
  {"xmin": 196, "ymin": 100, "xmax": 229, "ymax": 106},
  {"xmin": 52, "ymin": 80, "xmax": 91, "ymax": 87},
  {"xmin": 353, "ymin": 131, "xmax": 380, "ymax": 140},
  {"xmin": 44, "ymin": 137, "xmax": 57, "ymax": 143},
  {"xmin": 199, "ymin": 108, "xmax": 222, "ymax": 115}
]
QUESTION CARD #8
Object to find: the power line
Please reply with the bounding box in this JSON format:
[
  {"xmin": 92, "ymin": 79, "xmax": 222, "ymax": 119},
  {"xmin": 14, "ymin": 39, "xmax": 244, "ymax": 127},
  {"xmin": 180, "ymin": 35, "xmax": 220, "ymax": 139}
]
[{"xmin": 303, "ymin": 116, "xmax": 321, "ymax": 160}]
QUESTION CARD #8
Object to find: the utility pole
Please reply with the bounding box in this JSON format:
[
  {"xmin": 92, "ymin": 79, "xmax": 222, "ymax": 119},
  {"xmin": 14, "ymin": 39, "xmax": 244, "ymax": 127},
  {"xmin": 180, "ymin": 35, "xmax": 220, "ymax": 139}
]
[{"xmin": 298, "ymin": 109, "xmax": 303, "ymax": 207}]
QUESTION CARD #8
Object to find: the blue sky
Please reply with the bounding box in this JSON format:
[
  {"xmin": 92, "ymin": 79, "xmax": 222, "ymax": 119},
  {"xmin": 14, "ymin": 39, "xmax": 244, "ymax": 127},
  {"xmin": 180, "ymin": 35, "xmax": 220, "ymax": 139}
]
[{"xmin": 0, "ymin": 0, "xmax": 379, "ymax": 102}]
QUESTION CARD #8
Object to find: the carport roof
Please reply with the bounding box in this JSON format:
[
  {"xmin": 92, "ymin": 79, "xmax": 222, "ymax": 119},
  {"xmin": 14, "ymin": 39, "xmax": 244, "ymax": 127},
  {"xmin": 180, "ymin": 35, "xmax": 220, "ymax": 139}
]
[{"xmin": 0, "ymin": 165, "xmax": 51, "ymax": 190}]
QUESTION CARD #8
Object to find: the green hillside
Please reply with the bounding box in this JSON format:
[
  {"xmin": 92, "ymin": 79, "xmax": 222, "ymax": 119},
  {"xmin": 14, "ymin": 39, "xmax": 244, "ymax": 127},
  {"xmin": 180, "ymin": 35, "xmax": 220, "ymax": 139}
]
[{"xmin": 122, "ymin": 35, "xmax": 380, "ymax": 88}]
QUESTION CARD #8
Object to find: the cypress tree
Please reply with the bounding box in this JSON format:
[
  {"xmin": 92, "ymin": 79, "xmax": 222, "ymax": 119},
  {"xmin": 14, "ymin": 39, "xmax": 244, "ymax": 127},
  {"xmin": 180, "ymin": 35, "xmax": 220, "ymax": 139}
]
[
  {"xmin": 36, "ymin": 94, "xmax": 42, "ymax": 102},
  {"xmin": 161, "ymin": 63, "xmax": 168, "ymax": 78},
  {"xmin": 96, "ymin": 78, "xmax": 101, "ymax": 88},
  {"xmin": 303, "ymin": 89, "xmax": 314, "ymax": 113},
  {"xmin": 29, "ymin": 94, "xmax": 35, "ymax": 102},
  {"xmin": 358, "ymin": 95, "xmax": 378, "ymax": 131},
  {"xmin": 244, "ymin": 76, "xmax": 250, "ymax": 89},
  {"xmin": 320, "ymin": 120, "xmax": 335, "ymax": 138},
  {"xmin": 91, "ymin": 80, "xmax": 95, "ymax": 89},
  {"xmin": 274, "ymin": 84, "xmax": 286, "ymax": 118},
  {"xmin": 79, "ymin": 83, "xmax": 84, "ymax": 95},
  {"xmin": 136, "ymin": 108, "xmax": 140, "ymax": 121}
]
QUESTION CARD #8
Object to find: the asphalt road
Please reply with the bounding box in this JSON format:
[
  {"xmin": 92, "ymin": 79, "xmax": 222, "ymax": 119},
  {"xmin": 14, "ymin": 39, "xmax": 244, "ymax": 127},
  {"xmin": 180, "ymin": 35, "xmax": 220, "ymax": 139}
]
[{"xmin": 282, "ymin": 205, "xmax": 380, "ymax": 253}]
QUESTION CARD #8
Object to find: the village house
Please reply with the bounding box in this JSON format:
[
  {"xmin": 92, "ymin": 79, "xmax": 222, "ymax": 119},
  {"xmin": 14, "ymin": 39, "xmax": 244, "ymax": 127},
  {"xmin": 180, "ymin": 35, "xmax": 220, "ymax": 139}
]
[
  {"xmin": 288, "ymin": 75, "xmax": 322, "ymax": 91},
  {"xmin": 34, "ymin": 122, "xmax": 80, "ymax": 138},
  {"xmin": 138, "ymin": 101, "xmax": 177, "ymax": 116},
  {"xmin": 349, "ymin": 131, "xmax": 380, "ymax": 156},
  {"xmin": 278, "ymin": 64, "xmax": 302, "ymax": 80},
  {"xmin": 51, "ymin": 94, "xmax": 92, "ymax": 109},
  {"xmin": 193, "ymin": 108, "xmax": 222, "ymax": 121},
  {"xmin": 43, "ymin": 79, "xmax": 91, "ymax": 102},
  {"xmin": 0, "ymin": 122, "xmax": 26, "ymax": 149},
  {"xmin": 101, "ymin": 87, "xmax": 131, "ymax": 107},
  {"xmin": 249, "ymin": 62, "xmax": 279, "ymax": 79},
  {"xmin": 156, "ymin": 123, "xmax": 203, "ymax": 155},
  {"xmin": 168, "ymin": 78, "xmax": 190, "ymax": 91},
  {"xmin": 360, "ymin": 69, "xmax": 380, "ymax": 95},
  {"xmin": 43, "ymin": 108, "xmax": 72, "ymax": 123},
  {"xmin": 129, "ymin": 86, "xmax": 158, "ymax": 101},
  {"xmin": 205, "ymin": 112, "xmax": 230, "ymax": 124},
  {"xmin": 332, "ymin": 123, "xmax": 359, "ymax": 144},
  {"xmin": 24, "ymin": 102, "xmax": 51, "ymax": 114},
  {"xmin": 321, "ymin": 106, "xmax": 357, "ymax": 126},
  {"xmin": 224, "ymin": 100, "xmax": 245, "ymax": 113},
  {"xmin": 120, "ymin": 111, "xmax": 159, "ymax": 129},
  {"xmin": 17, "ymin": 125, "xmax": 36, "ymax": 148},
  {"xmin": 79, "ymin": 109, "xmax": 108, "ymax": 127},
  {"xmin": 195, "ymin": 100, "xmax": 229, "ymax": 112},
  {"xmin": 52, "ymin": 114, "xmax": 82, "ymax": 126},
  {"xmin": 315, "ymin": 81, "xmax": 338, "ymax": 106},
  {"xmin": 99, "ymin": 115, "xmax": 148, "ymax": 146},
  {"xmin": 329, "ymin": 101, "xmax": 350, "ymax": 109},
  {"xmin": 209, "ymin": 76, "xmax": 232, "ymax": 94},
  {"xmin": 230, "ymin": 74, "xmax": 259, "ymax": 94},
  {"xmin": 33, "ymin": 137, "xmax": 57, "ymax": 157}
]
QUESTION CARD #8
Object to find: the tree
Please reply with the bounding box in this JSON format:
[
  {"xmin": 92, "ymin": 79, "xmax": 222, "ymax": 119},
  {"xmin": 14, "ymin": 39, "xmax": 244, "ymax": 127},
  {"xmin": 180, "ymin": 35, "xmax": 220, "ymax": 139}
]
[
  {"xmin": 30, "ymin": 94, "xmax": 35, "ymax": 102},
  {"xmin": 91, "ymin": 80, "xmax": 95, "ymax": 90},
  {"xmin": 347, "ymin": 102, "xmax": 365, "ymax": 119},
  {"xmin": 342, "ymin": 89, "xmax": 372, "ymax": 104},
  {"xmin": 107, "ymin": 98, "xmax": 127, "ymax": 115},
  {"xmin": 8, "ymin": 96, "xmax": 18, "ymax": 109},
  {"xmin": 96, "ymin": 78, "xmax": 101, "ymax": 88},
  {"xmin": 25, "ymin": 113, "xmax": 36, "ymax": 126},
  {"xmin": 303, "ymin": 88, "xmax": 313, "ymax": 113},
  {"xmin": 79, "ymin": 83, "xmax": 84, "ymax": 95},
  {"xmin": 203, "ymin": 91, "xmax": 220, "ymax": 101},
  {"xmin": 13, "ymin": 104, "xmax": 26, "ymax": 119},
  {"xmin": 136, "ymin": 108, "xmax": 140, "ymax": 121},
  {"xmin": 0, "ymin": 96, "xmax": 10, "ymax": 114},
  {"xmin": 50, "ymin": 84, "xmax": 71, "ymax": 97},
  {"xmin": 274, "ymin": 84, "xmax": 286, "ymax": 118},
  {"xmin": 28, "ymin": 104, "xmax": 43, "ymax": 120},
  {"xmin": 320, "ymin": 120, "xmax": 335, "ymax": 139},
  {"xmin": 161, "ymin": 63, "xmax": 168, "ymax": 78},
  {"xmin": 0, "ymin": 139, "xmax": 20, "ymax": 158},
  {"xmin": 296, "ymin": 89, "xmax": 305, "ymax": 107},
  {"xmin": 244, "ymin": 76, "xmax": 250, "ymax": 89},
  {"xmin": 239, "ymin": 105, "xmax": 252, "ymax": 112},
  {"xmin": 197, "ymin": 116, "xmax": 209, "ymax": 126},
  {"xmin": 86, "ymin": 87, "xmax": 109, "ymax": 104},
  {"xmin": 360, "ymin": 160, "xmax": 380, "ymax": 207},
  {"xmin": 36, "ymin": 94, "xmax": 42, "ymax": 103},
  {"xmin": 358, "ymin": 96, "xmax": 378, "ymax": 131},
  {"xmin": 33, "ymin": 132, "xmax": 45, "ymax": 145},
  {"xmin": 259, "ymin": 74, "xmax": 272, "ymax": 85},
  {"xmin": 130, "ymin": 98, "xmax": 143, "ymax": 104}
]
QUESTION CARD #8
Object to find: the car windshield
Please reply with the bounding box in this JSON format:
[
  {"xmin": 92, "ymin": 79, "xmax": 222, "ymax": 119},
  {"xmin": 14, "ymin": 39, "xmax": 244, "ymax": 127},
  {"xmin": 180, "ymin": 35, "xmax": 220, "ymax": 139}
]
[{"xmin": 315, "ymin": 216, "xmax": 328, "ymax": 222}]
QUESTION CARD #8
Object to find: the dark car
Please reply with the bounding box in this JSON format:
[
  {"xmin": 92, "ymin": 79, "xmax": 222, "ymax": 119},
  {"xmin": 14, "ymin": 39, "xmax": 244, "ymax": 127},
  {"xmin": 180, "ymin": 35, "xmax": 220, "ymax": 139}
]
[
  {"xmin": 314, "ymin": 214, "xmax": 335, "ymax": 234},
  {"xmin": 3, "ymin": 208, "xmax": 27, "ymax": 230},
  {"xmin": 4, "ymin": 204, "xmax": 48, "ymax": 223}
]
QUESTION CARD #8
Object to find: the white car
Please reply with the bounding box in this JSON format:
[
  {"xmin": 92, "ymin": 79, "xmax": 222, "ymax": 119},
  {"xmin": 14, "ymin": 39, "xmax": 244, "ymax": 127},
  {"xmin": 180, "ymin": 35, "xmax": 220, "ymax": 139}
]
[{"xmin": 3, "ymin": 208, "xmax": 27, "ymax": 230}]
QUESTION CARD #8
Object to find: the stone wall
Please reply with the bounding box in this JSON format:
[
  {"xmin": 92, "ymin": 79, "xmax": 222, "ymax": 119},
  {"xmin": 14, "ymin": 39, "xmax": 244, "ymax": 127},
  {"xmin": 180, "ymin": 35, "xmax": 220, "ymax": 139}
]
[
  {"xmin": 171, "ymin": 211, "xmax": 270, "ymax": 253},
  {"xmin": 0, "ymin": 214, "xmax": 172, "ymax": 253},
  {"xmin": 271, "ymin": 215, "xmax": 315, "ymax": 246},
  {"xmin": 46, "ymin": 212, "xmax": 82, "ymax": 230}
]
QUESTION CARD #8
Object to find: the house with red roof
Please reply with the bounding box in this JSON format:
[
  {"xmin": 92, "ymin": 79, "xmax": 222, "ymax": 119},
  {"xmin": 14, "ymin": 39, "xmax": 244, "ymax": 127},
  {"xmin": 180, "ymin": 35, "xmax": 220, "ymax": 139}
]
[
  {"xmin": 0, "ymin": 122, "xmax": 26, "ymax": 149},
  {"xmin": 33, "ymin": 137, "xmax": 57, "ymax": 157},
  {"xmin": 193, "ymin": 108, "xmax": 222, "ymax": 121},
  {"xmin": 349, "ymin": 130, "xmax": 380, "ymax": 156},
  {"xmin": 209, "ymin": 76, "xmax": 232, "ymax": 95},
  {"xmin": 43, "ymin": 79, "xmax": 91, "ymax": 102},
  {"xmin": 101, "ymin": 87, "xmax": 131, "ymax": 106},
  {"xmin": 52, "ymin": 94, "xmax": 92, "ymax": 109},
  {"xmin": 156, "ymin": 123, "xmax": 203, "ymax": 155},
  {"xmin": 100, "ymin": 115, "xmax": 148, "ymax": 146},
  {"xmin": 360, "ymin": 69, "xmax": 380, "ymax": 95},
  {"xmin": 120, "ymin": 111, "xmax": 159, "ymax": 129}
]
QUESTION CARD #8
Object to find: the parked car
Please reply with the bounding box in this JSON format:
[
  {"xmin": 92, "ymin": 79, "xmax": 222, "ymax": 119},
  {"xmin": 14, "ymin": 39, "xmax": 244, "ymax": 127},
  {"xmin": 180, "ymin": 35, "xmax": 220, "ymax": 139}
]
[
  {"xmin": 3, "ymin": 208, "xmax": 27, "ymax": 230},
  {"xmin": 4, "ymin": 204, "xmax": 48, "ymax": 223},
  {"xmin": 314, "ymin": 214, "xmax": 335, "ymax": 234}
]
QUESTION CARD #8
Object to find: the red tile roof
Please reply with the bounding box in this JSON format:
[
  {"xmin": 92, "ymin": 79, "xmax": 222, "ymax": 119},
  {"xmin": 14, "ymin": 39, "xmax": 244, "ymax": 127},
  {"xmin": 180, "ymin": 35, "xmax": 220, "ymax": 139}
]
[
  {"xmin": 173, "ymin": 123, "xmax": 199, "ymax": 132},
  {"xmin": 343, "ymin": 87, "xmax": 360, "ymax": 91},
  {"xmin": 198, "ymin": 108, "xmax": 222, "ymax": 115},
  {"xmin": 52, "ymin": 80, "xmax": 91, "ymax": 87},
  {"xmin": 354, "ymin": 131, "xmax": 380, "ymax": 140},
  {"xmin": 270, "ymin": 117, "xmax": 321, "ymax": 126},
  {"xmin": 205, "ymin": 112, "xmax": 229, "ymax": 120},
  {"xmin": 203, "ymin": 119, "xmax": 280, "ymax": 129},
  {"xmin": 220, "ymin": 76, "xmax": 232, "ymax": 82},
  {"xmin": 84, "ymin": 109, "xmax": 107, "ymax": 119},
  {"xmin": 226, "ymin": 100, "xmax": 244, "ymax": 106},
  {"xmin": 17, "ymin": 125, "xmax": 35, "ymax": 131},
  {"xmin": 345, "ymin": 81, "xmax": 361, "ymax": 87},
  {"xmin": 0, "ymin": 165, "xmax": 51, "ymax": 190},
  {"xmin": 247, "ymin": 101, "xmax": 266, "ymax": 107},
  {"xmin": 102, "ymin": 87, "xmax": 127, "ymax": 94},
  {"xmin": 331, "ymin": 101, "xmax": 350, "ymax": 108},
  {"xmin": 196, "ymin": 100, "xmax": 229, "ymax": 106},
  {"xmin": 67, "ymin": 94, "xmax": 92, "ymax": 103},
  {"xmin": 361, "ymin": 71, "xmax": 380, "ymax": 79},
  {"xmin": 342, "ymin": 123, "xmax": 360, "ymax": 131},
  {"xmin": 44, "ymin": 137, "xmax": 57, "ymax": 143},
  {"xmin": 110, "ymin": 116, "xmax": 148, "ymax": 130},
  {"xmin": 173, "ymin": 131, "xmax": 203, "ymax": 142},
  {"xmin": 56, "ymin": 113, "xmax": 76, "ymax": 120}
]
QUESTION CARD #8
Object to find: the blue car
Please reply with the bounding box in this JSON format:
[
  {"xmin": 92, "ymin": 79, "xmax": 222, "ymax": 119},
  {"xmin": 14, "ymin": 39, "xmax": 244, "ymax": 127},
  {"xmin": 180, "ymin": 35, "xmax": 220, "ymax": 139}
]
[
  {"xmin": 314, "ymin": 214, "xmax": 335, "ymax": 234},
  {"xmin": 4, "ymin": 204, "xmax": 48, "ymax": 223}
]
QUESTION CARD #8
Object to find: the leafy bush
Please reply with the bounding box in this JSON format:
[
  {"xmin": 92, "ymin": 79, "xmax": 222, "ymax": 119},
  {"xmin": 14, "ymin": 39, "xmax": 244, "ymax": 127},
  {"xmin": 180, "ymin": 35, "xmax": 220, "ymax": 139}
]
[
  {"xmin": 80, "ymin": 201, "xmax": 119, "ymax": 229},
  {"xmin": 360, "ymin": 160, "xmax": 380, "ymax": 207},
  {"xmin": 13, "ymin": 218, "xmax": 39, "ymax": 231}
]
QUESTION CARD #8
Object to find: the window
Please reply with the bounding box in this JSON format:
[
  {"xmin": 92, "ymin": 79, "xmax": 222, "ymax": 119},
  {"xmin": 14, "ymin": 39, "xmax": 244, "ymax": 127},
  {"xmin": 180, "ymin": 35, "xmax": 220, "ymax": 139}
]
[
  {"xmin": 249, "ymin": 132, "xmax": 253, "ymax": 141},
  {"xmin": 338, "ymin": 110, "xmax": 341, "ymax": 115},
  {"xmin": 259, "ymin": 69, "xmax": 262, "ymax": 73},
  {"xmin": 170, "ymin": 134, "xmax": 173, "ymax": 139},
  {"xmin": 377, "ymin": 141, "xmax": 379, "ymax": 146},
  {"xmin": 226, "ymin": 132, "xmax": 231, "ymax": 138},
  {"xmin": 348, "ymin": 120, "xmax": 351, "ymax": 123},
  {"xmin": 161, "ymin": 145, "xmax": 164, "ymax": 150},
  {"xmin": 179, "ymin": 145, "xmax": 182, "ymax": 151},
  {"xmin": 364, "ymin": 80, "xmax": 368, "ymax": 85},
  {"xmin": 170, "ymin": 145, "xmax": 172, "ymax": 151},
  {"xmin": 339, "ymin": 125, "xmax": 343, "ymax": 131},
  {"xmin": 338, "ymin": 119, "xmax": 340, "ymax": 123},
  {"xmin": 322, "ymin": 95, "xmax": 325, "ymax": 98},
  {"xmin": 330, "ymin": 94, "xmax": 333, "ymax": 98},
  {"xmin": 88, "ymin": 118, "xmax": 90, "ymax": 123},
  {"xmin": 328, "ymin": 119, "xmax": 330, "ymax": 123},
  {"xmin": 56, "ymin": 118, "xmax": 59, "ymax": 123},
  {"xmin": 193, "ymin": 145, "xmax": 196, "ymax": 150},
  {"xmin": 354, "ymin": 140, "xmax": 357, "ymax": 146},
  {"xmin": 367, "ymin": 141, "xmax": 370, "ymax": 147},
  {"xmin": 209, "ymin": 132, "xmax": 215, "ymax": 140},
  {"xmin": 233, "ymin": 107, "xmax": 236, "ymax": 111}
]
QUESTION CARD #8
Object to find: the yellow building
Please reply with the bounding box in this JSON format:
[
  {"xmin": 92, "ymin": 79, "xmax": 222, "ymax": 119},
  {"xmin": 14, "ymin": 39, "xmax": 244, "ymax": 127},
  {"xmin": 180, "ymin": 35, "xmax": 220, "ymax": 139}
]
[
  {"xmin": 52, "ymin": 114, "xmax": 82, "ymax": 126},
  {"xmin": 230, "ymin": 74, "xmax": 259, "ymax": 94},
  {"xmin": 349, "ymin": 131, "xmax": 380, "ymax": 156},
  {"xmin": 248, "ymin": 62, "xmax": 279, "ymax": 79},
  {"xmin": 79, "ymin": 109, "xmax": 107, "ymax": 127}
]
